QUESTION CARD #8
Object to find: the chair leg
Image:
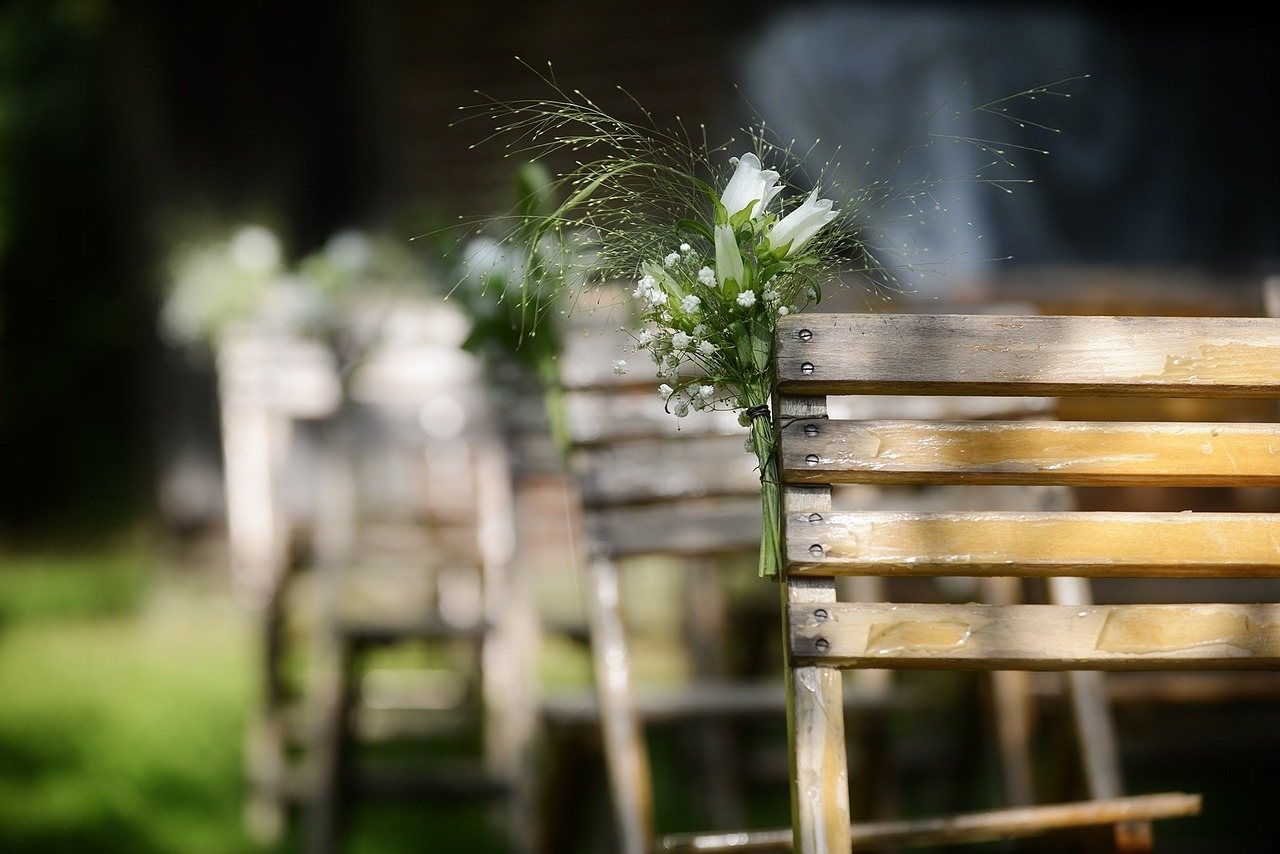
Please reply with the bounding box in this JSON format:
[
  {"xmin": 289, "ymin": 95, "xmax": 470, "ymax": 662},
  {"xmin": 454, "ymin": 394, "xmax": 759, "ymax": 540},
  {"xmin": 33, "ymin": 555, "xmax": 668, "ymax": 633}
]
[
  {"xmin": 307, "ymin": 640, "xmax": 356, "ymax": 854},
  {"xmin": 980, "ymin": 577, "xmax": 1037, "ymax": 808},
  {"xmin": 1046, "ymin": 576, "xmax": 1152, "ymax": 853},
  {"xmin": 785, "ymin": 576, "xmax": 852, "ymax": 854},
  {"xmin": 586, "ymin": 555, "xmax": 653, "ymax": 854},
  {"xmin": 683, "ymin": 556, "xmax": 746, "ymax": 828}
]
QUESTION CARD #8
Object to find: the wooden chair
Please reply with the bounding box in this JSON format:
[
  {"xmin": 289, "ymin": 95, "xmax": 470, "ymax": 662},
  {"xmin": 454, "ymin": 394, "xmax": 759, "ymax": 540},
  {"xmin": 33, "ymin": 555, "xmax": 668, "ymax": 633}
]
[
  {"xmin": 770, "ymin": 311, "xmax": 1280, "ymax": 849},
  {"xmin": 554, "ymin": 299, "xmax": 1161, "ymax": 851},
  {"xmin": 303, "ymin": 301, "xmax": 538, "ymax": 854},
  {"xmin": 215, "ymin": 329, "xmax": 342, "ymax": 841}
]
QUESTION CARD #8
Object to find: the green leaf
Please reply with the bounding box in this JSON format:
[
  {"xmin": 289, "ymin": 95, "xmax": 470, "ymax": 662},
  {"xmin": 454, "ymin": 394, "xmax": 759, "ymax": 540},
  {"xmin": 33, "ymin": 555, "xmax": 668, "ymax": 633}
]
[{"xmin": 677, "ymin": 218, "xmax": 714, "ymax": 243}]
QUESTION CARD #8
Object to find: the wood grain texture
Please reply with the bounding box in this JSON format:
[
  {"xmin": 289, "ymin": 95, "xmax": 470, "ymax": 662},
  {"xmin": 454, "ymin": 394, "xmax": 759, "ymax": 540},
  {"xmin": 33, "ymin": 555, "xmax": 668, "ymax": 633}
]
[
  {"xmin": 776, "ymin": 314, "xmax": 1280, "ymax": 397},
  {"xmin": 790, "ymin": 602, "xmax": 1280, "ymax": 670},
  {"xmin": 781, "ymin": 419, "xmax": 1280, "ymax": 487},
  {"xmin": 785, "ymin": 511, "xmax": 1280, "ymax": 577},
  {"xmin": 779, "ymin": 393, "xmax": 852, "ymax": 854}
]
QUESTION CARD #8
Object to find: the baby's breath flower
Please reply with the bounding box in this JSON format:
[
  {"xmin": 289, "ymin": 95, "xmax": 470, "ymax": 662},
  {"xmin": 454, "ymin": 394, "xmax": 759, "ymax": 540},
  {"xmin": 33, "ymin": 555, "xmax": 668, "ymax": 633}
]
[
  {"xmin": 763, "ymin": 288, "xmax": 780, "ymax": 304},
  {"xmin": 778, "ymin": 306, "xmax": 790, "ymax": 316},
  {"xmin": 636, "ymin": 329, "xmax": 654, "ymax": 347},
  {"xmin": 681, "ymin": 294, "xmax": 701, "ymax": 313},
  {"xmin": 736, "ymin": 289, "xmax": 757, "ymax": 308},
  {"xmin": 664, "ymin": 251, "xmax": 681, "ymax": 267},
  {"xmin": 692, "ymin": 323, "xmax": 708, "ymax": 336},
  {"xmin": 698, "ymin": 384, "xmax": 714, "ymax": 399},
  {"xmin": 672, "ymin": 399, "xmax": 690, "ymax": 418},
  {"xmin": 680, "ymin": 243, "xmax": 692, "ymax": 253},
  {"xmin": 671, "ymin": 331, "xmax": 691, "ymax": 350},
  {"xmin": 697, "ymin": 340, "xmax": 717, "ymax": 356},
  {"xmin": 697, "ymin": 266, "xmax": 716, "ymax": 287},
  {"xmin": 638, "ymin": 274, "xmax": 656, "ymax": 289},
  {"xmin": 612, "ymin": 359, "xmax": 628, "ymax": 375},
  {"xmin": 658, "ymin": 383, "xmax": 674, "ymax": 400},
  {"xmin": 659, "ymin": 310, "xmax": 672, "ymax": 323}
]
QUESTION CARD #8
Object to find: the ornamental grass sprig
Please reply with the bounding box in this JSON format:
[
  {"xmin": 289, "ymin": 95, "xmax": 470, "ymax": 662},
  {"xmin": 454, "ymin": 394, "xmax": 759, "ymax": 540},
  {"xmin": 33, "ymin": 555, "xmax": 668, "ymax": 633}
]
[{"xmin": 462, "ymin": 67, "xmax": 1076, "ymax": 577}]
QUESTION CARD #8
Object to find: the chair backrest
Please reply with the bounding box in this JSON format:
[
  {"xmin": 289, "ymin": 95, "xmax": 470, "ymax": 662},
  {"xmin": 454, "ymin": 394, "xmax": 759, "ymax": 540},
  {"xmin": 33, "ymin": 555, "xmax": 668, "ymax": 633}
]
[{"xmin": 775, "ymin": 312, "xmax": 1280, "ymax": 849}]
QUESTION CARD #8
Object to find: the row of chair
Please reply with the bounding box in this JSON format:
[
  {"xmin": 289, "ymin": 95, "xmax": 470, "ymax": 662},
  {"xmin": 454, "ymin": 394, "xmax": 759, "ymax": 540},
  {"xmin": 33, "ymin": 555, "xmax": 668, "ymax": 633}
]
[{"xmin": 220, "ymin": 276, "xmax": 1280, "ymax": 851}]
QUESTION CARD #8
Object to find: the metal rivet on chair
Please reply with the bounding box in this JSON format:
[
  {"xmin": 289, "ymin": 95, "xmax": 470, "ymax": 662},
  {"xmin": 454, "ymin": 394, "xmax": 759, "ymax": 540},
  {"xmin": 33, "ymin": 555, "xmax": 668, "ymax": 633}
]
[
  {"xmin": 814, "ymin": 638, "xmax": 830, "ymax": 652},
  {"xmin": 797, "ymin": 329, "xmax": 813, "ymax": 342},
  {"xmin": 808, "ymin": 543, "xmax": 824, "ymax": 557},
  {"xmin": 800, "ymin": 362, "xmax": 815, "ymax": 375},
  {"xmin": 807, "ymin": 512, "xmax": 823, "ymax": 523},
  {"xmin": 805, "ymin": 453, "xmax": 819, "ymax": 466},
  {"xmin": 803, "ymin": 423, "xmax": 819, "ymax": 437}
]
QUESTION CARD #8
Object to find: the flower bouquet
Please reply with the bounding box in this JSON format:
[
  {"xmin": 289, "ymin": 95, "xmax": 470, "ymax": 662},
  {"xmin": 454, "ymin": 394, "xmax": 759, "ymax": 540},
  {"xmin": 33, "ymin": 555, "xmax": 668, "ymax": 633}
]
[
  {"xmin": 466, "ymin": 74, "xmax": 1073, "ymax": 577},
  {"xmin": 449, "ymin": 160, "xmax": 595, "ymax": 457}
]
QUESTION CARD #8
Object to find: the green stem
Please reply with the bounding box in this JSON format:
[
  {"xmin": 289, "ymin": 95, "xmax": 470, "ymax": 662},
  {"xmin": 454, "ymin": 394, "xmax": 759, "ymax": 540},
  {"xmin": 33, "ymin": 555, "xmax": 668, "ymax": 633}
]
[
  {"xmin": 536, "ymin": 358, "xmax": 571, "ymax": 461},
  {"xmin": 747, "ymin": 390, "xmax": 783, "ymax": 579}
]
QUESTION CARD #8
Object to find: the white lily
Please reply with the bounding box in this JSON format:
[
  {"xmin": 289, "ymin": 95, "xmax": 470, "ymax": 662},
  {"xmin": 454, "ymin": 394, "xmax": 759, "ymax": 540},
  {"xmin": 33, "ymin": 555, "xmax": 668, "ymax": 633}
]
[
  {"xmin": 720, "ymin": 152, "xmax": 781, "ymax": 220},
  {"xmin": 768, "ymin": 189, "xmax": 839, "ymax": 257}
]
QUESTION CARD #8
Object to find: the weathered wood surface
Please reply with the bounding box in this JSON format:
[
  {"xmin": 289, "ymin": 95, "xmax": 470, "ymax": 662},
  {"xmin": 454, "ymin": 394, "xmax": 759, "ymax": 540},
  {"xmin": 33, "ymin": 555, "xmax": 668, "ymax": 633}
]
[
  {"xmin": 779, "ymin": 393, "xmax": 852, "ymax": 854},
  {"xmin": 786, "ymin": 511, "xmax": 1280, "ymax": 577},
  {"xmin": 791, "ymin": 602, "xmax": 1280, "ymax": 669},
  {"xmin": 826, "ymin": 393, "xmax": 1053, "ymax": 421},
  {"xmin": 781, "ymin": 420, "xmax": 1280, "ymax": 487},
  {"xmin": 586, "ymin": 498, "xmax": 760, "ymax": 558},
  {"xmin": 574, "ymin": 436, "xmax": 760, "ymax": 507},
  {"xmin": 566, "ymin": 390, "xmax": 744, "ymax": 445},
  {"xmin": 656, "ymin": 793, "xmax": 1201, "ymax": 851},
  {"xmin": 776, "ymin": 314, "xmax": 1280, "ymax": 397}
]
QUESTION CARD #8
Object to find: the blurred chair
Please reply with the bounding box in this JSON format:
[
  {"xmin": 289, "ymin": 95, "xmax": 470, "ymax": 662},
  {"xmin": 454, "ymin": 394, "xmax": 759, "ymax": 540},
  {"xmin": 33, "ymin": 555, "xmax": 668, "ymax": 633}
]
[
  {"xmin": 296, "ymin": 300, "xmax": 537, "ymax": 854},
  {"xmin": 215, "ymin": 328, "xmax": 342, "ymax": 840},
  {"xmin": 767, "ymin": 310, "xmax": 1280, "ymax": 848}
]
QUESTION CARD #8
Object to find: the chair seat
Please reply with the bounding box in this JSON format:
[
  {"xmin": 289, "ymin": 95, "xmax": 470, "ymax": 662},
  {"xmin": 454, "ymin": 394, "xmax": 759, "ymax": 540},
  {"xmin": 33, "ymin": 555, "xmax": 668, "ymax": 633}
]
[{"xmin": 656, "ymin": 792, "xmax": 1201, "ymax": 852}]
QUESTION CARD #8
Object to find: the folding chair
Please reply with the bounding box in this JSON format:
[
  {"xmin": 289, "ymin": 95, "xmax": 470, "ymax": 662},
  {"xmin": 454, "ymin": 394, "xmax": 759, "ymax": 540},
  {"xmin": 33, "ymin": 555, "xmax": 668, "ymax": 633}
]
[{"xmin": 771, "ymin": 311, "xmax": 1280, "ymax": 849}]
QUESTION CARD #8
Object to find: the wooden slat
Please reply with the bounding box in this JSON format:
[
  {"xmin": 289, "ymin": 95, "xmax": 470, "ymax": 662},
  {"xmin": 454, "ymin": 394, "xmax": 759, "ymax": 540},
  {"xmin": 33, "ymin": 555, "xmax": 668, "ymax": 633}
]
[
  {"xmin": 776, "ymin": 314, "xmax": 1280, "ymax": 397},
  {"xmin": 656, "ymin": 793, "xmax": 1201, "ymax": 851},
  {"xmin": 566, "ymin": 390, "xmax": 743, "ymax": 445},
  {"xmin": 782, "ymin": 420, "xmax": 1280, "ymax": 487},
  {"xmin": 574, "ymin": 436, "xmax": 759, "ymax": 507},
  {"xmin": 790, "ymin": 602, "xmax": 1280, "ymax": 670},
  {"xmin": 786, "ymin": 511, "xmax": 1280, "ymax": 577},
  {"xmin": 587, "ymin": 498, "xmax": 759, "ymax": 558}
]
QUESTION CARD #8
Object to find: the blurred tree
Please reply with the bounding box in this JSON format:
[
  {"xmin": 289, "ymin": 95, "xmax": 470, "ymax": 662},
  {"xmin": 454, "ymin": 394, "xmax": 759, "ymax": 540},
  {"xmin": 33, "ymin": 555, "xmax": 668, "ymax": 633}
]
[{"xmin": 0, "ymin": 1, "xmax": 148, "ymax": 540}]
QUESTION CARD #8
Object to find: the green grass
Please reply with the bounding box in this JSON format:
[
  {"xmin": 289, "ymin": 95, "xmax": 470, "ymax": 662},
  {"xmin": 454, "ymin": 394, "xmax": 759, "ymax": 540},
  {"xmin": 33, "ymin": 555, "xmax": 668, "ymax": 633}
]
[{"xmin": 0, "ymin": 552, "xmax": 258, "ymax": 853}]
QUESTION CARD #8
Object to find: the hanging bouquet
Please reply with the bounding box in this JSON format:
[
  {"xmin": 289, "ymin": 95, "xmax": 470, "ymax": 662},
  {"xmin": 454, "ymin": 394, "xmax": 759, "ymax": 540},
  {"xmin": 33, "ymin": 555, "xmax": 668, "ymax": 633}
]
[
  {"xmin": 465, "ymin": 73, "xmax": 1073, "ymax": 577},
  {"xmin": 449, "ymin": 160, "xmax": 595, "ymax": 456}
]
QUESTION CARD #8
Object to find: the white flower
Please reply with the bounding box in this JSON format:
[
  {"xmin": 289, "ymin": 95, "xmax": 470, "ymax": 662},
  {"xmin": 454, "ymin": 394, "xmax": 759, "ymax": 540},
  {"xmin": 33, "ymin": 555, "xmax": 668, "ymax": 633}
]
[
  {"xmin": 763, "ymin": 288, "xmax": 780, "ymax": 304},
  {"xmin": 612, "ymin": 359, "xmax": 628, "ymax": 375},
  {"xmin": 230, "ymin": 225, "xmax": 282, "ymax": 274},
  {"xmin": 658, "ymin": 383, "xmax": 674, "ymax": 400},
  {"xmin": 714, "ymin": 224, "xmax": 744, "ymax": 287},
  {"xmin": 697, "ymin": 266, "xmax": 717, "ymax": 287},
  {"xmin": 659, "ymin": 310, "xmax": 672, "ymax": 323},
  {"xmin": 697, "ymin": 340, "xmax": 717, "ymax": 356},
  {"xmin": 671, "ymin": 331, "xmax": 691, "ymax": 350},
  {"xmin": 636, "ymin": 329, "xmax": 654, "ymax": 348},
  {"xmin": 664, "ymin": 251, "xmax": 681, "ymax": 267},
  {"xmin": 736, "ymin": 289, "xmax": 757, "ymax": 308},
  {"xmin": 681, "ymin": 294, "xmax": 701, "ymax": 313},
  {"xmin": 680, "ymin": 243, "xmax": 692, "ymax": 253},
  {"xmin": 698, "ymin": 384, "xmax": 715, "ymax": 399},
  {"xmin": 672, "ymin": 399, "xmax": 690, "ymax": 418},
  {"xmin": 720, "ymin": 152, "xmax": 781, "ymax": 220},
  {"xmin": 325, "ymin": 230, "xmax": 372, "ymax": 272},
  {"xmin": 638, "ymin": 274, "xmax": 656, "ymax": 289},
  {"xmin": 778, "ymin": 306, "xmax": 790, "ymax": 316},
  {"xmin": 692, "ymin": 323, "xmax": 708, "ymax": 336},
  {"xmin": 768, "ymin": 189, "xmax": 839, "ymax": 256}
]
